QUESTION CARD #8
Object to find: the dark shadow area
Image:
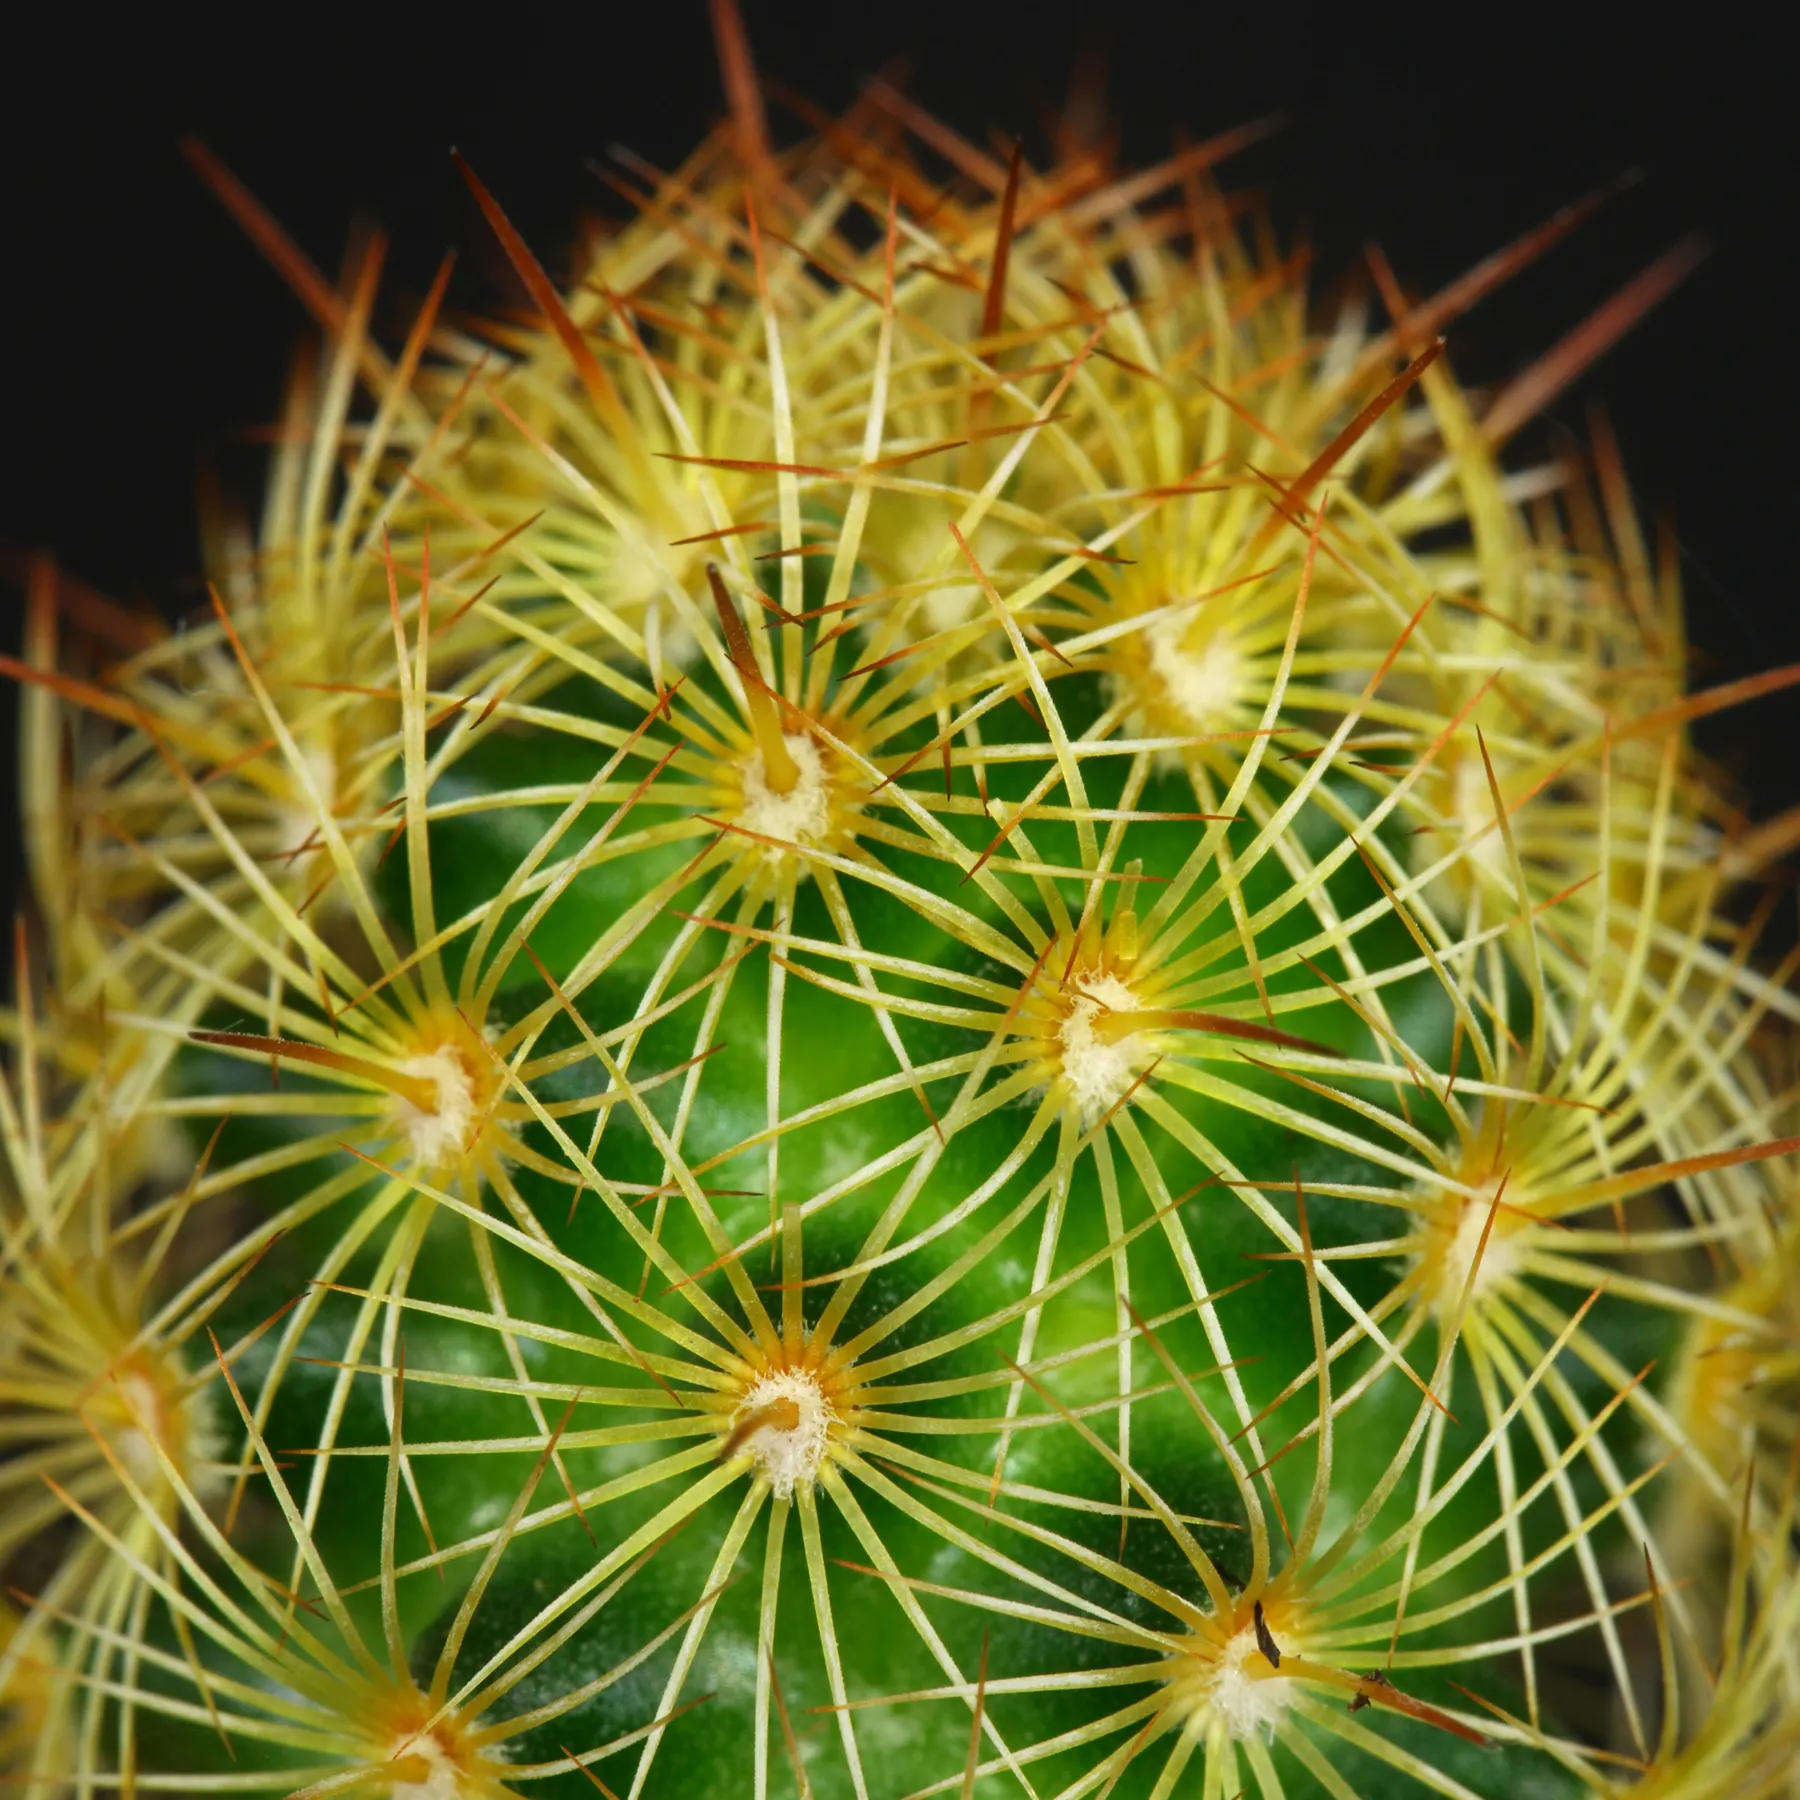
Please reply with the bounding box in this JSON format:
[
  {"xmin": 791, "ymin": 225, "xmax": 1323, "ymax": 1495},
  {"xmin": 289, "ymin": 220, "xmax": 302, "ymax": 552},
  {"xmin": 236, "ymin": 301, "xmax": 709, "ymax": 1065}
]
[{"xmin": 2, "ymin": 0, "xmax": 1787, "ymax": 911}]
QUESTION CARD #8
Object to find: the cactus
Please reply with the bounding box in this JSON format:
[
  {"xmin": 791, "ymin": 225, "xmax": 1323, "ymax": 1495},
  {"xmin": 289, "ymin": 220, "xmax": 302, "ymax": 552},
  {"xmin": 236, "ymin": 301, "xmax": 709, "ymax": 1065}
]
[{"xmin": 5, "ymin": 14, "xmax": 1799, "ymax": 1797}]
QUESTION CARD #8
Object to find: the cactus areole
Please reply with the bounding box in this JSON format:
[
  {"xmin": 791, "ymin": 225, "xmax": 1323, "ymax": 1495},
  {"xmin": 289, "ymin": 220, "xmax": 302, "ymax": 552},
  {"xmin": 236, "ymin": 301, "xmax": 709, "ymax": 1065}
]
[{"xmin": 5, "ymin": 13, "xmax": 1800, "ymax": 1800}]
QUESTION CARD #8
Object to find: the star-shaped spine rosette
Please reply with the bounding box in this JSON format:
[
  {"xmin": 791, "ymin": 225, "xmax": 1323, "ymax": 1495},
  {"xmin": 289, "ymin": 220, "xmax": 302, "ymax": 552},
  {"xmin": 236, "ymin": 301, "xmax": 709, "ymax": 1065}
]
[
  {"xmin": 1476, "ymin": 1454, "xmax": 1800, "ymax": 1799},
  {"xmin": 826, "ymin": 1205, "xmax": 1695, "ymax": 1800},
  {"xmin": 254, "ymin": 1145, "xmax": 1237, "ymax": 1798},
  {"xmin": 32, "ymin": 1304, "xmax": 724, "ymax": 1799},
  {"xmin": 380, "ymin": 173, "xmax": 1184, "ymax": 1301},
  {"xmin": 402, "ymin": 456, "xmax": 1471, "ymax": 1569},
  {"xmin": 0, "ymin": 940, "xmax": 276, "ymax": 1795},
  {"xmin": 1224, "ymin": 817, "xmax": 1800, "ymax": 1759},
  {"xmin": 91, "ymin": 556, "xmax": 724, "ymax": 1624},
  {"xmin": 9, "ymin": 8, "xmax": 1800, "ymax": 1796},
  {"xmin": 1661, "ymin": 1159, "xmax": 1800, "ymax": 1604},
  {"xmin": 0, "ymin": 187, "xmax": 535, "ymax": 1029}
]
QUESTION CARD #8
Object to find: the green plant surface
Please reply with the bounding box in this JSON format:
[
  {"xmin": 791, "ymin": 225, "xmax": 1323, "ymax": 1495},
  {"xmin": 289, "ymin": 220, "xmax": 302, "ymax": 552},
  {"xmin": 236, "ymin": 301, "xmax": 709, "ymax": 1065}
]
[{"xmin": 5, "ymin": 21, "xmax": 1800, "ymax": 1800}]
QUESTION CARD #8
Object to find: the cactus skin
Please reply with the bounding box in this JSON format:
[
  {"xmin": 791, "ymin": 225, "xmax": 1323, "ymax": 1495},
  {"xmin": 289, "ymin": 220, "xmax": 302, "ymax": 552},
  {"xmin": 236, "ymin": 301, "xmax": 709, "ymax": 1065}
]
[{"xmin": 5, "ymin": 18, "xmax": 1800, "ymax": 1800}]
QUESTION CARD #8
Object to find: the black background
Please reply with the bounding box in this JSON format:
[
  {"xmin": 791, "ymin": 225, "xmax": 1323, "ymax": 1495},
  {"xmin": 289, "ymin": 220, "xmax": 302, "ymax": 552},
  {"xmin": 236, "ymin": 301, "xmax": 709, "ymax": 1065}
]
[{"xmin": 1, "ymin": 0, "xmax": 1788, "ymax": 918}]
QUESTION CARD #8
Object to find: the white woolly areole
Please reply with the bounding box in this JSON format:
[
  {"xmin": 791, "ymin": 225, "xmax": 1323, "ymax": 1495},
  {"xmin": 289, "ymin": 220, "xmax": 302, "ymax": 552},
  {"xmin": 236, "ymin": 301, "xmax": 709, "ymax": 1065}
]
[
  {"xmin": 642, "ymin": 592, "xmax": 700, "ymax": 676},
  {"xmin": 923, "ymin": 581, "xmax": 983, "ymax": 634},
  {"xmin": 604, "ymin": 526, "xmax": 672, "ymax": 615},
  {"xmin": 1201, "ymin": 1624, "xmax": 1291, "ymax": 1742},
  {"xmin": 1057, "ymin": 971, "xmax": 1144, "ymax": 1126},
  {"xmin": 107, "ymin": 1361, "xmax": 223, "ymax": 1502},
  {"xmin": 389, "ymin": 1049, "xmax": 477, "ymax": 1170},
  {"xmin": 1430, "ymin": 1186, "xmax": 1520, "ymax": 1318},
  {"xmin": 734, "ymin": 1368, "xmax": 836, "ymax": 1500},
  {"xmin": 1146, "ymin": 610, "xmax": 1243, "ymax": 732},
  {"xmin": 110, "ymin": 1369, "xmax": 173, "ymax": 1488},
  {"xmin": 738, "ymin": 734, "xmax": 832, "ymax": 860},
  {"xmin": 388, "ymin": 1730, "xmax": 464, "ymax": 1800}
]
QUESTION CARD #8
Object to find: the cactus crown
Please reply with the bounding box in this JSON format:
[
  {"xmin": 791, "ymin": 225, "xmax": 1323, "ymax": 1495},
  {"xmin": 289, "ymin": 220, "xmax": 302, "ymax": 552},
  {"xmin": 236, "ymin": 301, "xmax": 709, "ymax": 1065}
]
[{"xmin": 5, "ymin": 12, "xmax": 1800, "ymax": 1800}]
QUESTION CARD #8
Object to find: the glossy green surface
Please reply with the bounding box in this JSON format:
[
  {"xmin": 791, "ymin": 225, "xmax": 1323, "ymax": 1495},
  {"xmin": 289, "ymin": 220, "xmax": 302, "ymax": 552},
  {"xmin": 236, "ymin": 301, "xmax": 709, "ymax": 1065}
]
[{"xmin": 176, "ymin": 660, "xmax": 1650, "ymax": 1798}]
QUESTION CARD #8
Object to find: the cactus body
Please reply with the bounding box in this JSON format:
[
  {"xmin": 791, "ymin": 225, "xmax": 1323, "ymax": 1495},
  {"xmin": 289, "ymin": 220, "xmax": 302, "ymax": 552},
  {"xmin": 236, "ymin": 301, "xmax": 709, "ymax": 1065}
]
[{"xmin": 5, "ymin": 39, "xmax": 1799, "ymax": 1800}]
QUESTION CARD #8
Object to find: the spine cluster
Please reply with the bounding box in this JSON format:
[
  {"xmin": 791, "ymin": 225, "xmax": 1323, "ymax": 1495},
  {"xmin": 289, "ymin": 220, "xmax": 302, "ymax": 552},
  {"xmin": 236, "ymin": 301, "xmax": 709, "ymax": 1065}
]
[{"xmin": 5, "ymin": 26, "xmax": 1798, "ymax": 1800}]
